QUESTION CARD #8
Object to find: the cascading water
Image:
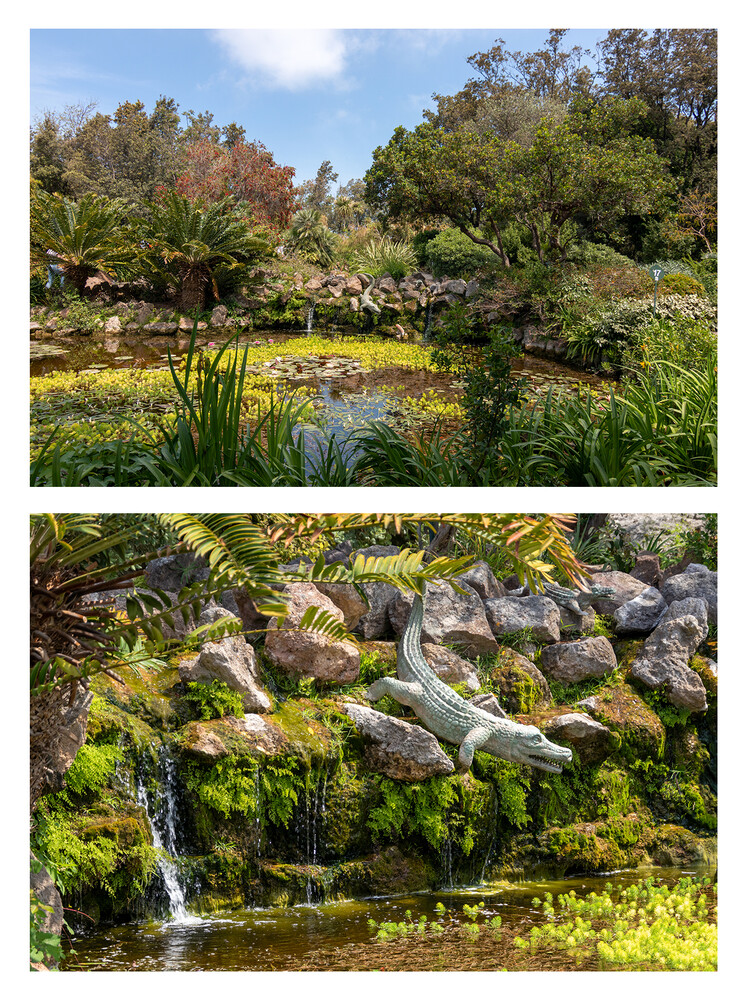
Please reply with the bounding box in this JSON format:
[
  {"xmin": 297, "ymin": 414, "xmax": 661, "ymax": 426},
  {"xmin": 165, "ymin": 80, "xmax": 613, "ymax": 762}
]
[
  {"xmin": 422, "ymin": 301, "xmax": 433, "ymax": 341},
  {"xmin": 136, "ymin": 751, "xmax": 197, "ymax": 924},
  {"xmin": 306, "ymin": 302, "xmax": 315, "ymax": 335}
]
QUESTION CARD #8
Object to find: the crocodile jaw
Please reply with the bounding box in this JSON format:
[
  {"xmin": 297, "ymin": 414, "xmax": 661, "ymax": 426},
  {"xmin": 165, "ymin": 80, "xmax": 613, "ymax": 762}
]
[{"xmin": 524, "ymin": 746, "xmax": 573, "ymax": 773}]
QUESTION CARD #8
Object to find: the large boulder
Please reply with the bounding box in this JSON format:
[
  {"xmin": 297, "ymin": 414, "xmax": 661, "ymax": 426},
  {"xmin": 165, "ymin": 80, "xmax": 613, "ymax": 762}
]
[
  {"xmin": 144, "ymin": 553, "xmax": 210, "ymax": 591},
  {"xmin": 342, "ymin": 703, "xmax": 454, "ymax": 781},
  {"xmin": 586, "ymin": 571, "xmax": 647, "ymax": 614},
  {"xmin": 542, "ymin": 713, "xmax": 615, "ymax": 766},
  {"xmin": 390, "ymin": 581, "xmax": 502, "ymax": 657},
  {"xmin": 264, "ymin": 583, "xmax": 360, "ymax": 684},
  {"xmin": 179, "ymin": 634, "xmax": 272, "ymax": 713},
  {"xmin": 314, "ymin": 582, "xmax": 368, "ymax": 630},
  {"xmin": 628, "ymin": 598, "xmax": 709, "ymax": 711},
  {"xmin": 421, "ymin": 644, "xmax": 481, "ymax": 692},
  {"xmin": 613, "ymin": 587, "xmax": 668, "ymax": 634},
  {"xmin": 539, "ymin": 636, "xmax": 617, "ymax": 683},
  {"xmin": 577, "ymin": 684, "xmax": 666, "ymax": 760},
  {"xmin": 354, "ymin": 581, "xmax": 399, "ymax": 639},
  {"xmin": 490, "ymin": 649, "xmax": 552, "ymax": 714},
  {"xmin": 660, "ymin": 564, "xmax": 717, "ymax": 625},
  {"xmin": 484, "ymin": 595, "xmax": 561, "ymax": 644}
]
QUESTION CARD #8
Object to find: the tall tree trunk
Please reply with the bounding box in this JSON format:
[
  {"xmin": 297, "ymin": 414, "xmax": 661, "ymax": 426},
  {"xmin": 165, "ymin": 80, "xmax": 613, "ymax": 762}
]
[{"xmin": 180, "ymin": 266, "xmax": 208, "ymax": 311}]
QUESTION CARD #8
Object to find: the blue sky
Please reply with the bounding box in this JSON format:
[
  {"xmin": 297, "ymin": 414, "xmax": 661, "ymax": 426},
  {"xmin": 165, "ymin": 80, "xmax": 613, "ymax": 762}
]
[{"xmin": 30, "ymin": 27, "xmax": 609, "ymax": 188}]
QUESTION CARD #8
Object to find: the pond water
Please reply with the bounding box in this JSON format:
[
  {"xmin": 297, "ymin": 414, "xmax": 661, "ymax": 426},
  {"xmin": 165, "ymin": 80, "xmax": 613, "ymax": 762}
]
[{"xmin": 62, "ymin": 864, "xmax": 714, "ymax": 972}]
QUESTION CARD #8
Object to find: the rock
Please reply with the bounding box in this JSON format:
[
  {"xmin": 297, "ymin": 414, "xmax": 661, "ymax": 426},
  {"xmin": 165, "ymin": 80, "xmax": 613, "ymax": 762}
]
[
  {"xmin": 469, "ymin": 693, "xmax": 507, "ymax": 719},
  {"xmin": 458, "ymin": 561, "xmax": 506, "ymax": 601},
  {"xmin": 314, "ymin": 582, "xmax": 368, "ymax": 629},
  {"xmin": 577, "ymin": 683, "xmax": 665, "ymax": 760},
  {"xmin": 607, "ymin": 513, "xmax": 704, "ymax": 549},
  {"xmin": 484, "ymin": 595, "xmax": 561, "ymax": 644},
  {"xmin": 542, "ymin": 712, "xmax": 615, "ymax": 765},
  {"xmin": 144, "ymin": 553, "xmax": 210, "ymax": 591},
  {"xmin": 613, "ymin": 587, "xmax": 668, "ymax": 634},
  {"xmin": 539, "ymin": 636, "xmax": 618, "ymax": 683},
  {"xmin": 209, "ymin": 304, "xmax": 229, "ymax": 326},
  {"xmin": 559, "ymin": 605, "xmax": 595, "ymax": 634},
  {"xmin": 390, "ymin": 581, "xmax": 502, "ymax": 657},
  {"xmin": 441, "ymin": 278, "xmax": 468, "ymax": 296},
  {"xmin": 344, "ymin": 275, "xmax": 364, "ymax": 295},
  {"xmin": 421, "ymin": 644, "xmax": 480, "ymax": 692},
  {"xmin": 142, "ymin": 322, "xmax": 179, "ymax": 335},
  {"xmin": 355, "ymin": 580, "xmax": 399, "ymax": 639},
  {"xmin": 179, "ymin": 635, "xmax": 272, "ymax": 713},
  {"xmin": 661, "ymin": 565, "xmax": 717, "ymax": 625},
  {"xmin": 225, "ymin": 714, "xmax": 290, "ymax": 757},
  {"xmin": 465, "ymin": 279, "xmax": 479, "ymax": 299},
  {"xmin": 103, "ymin": 315, "xmax": 122, "ymax": 333},
  {"xmin": 342, "ymin": 703, "xmax": 454, "ymax": 781},
  {"xmin": 586, "ymin": 571, "xmax": 648, "ymax": 614},
  {"xmin": 180, "ymin": 722, "xmax": 229, "ymax": 760},
  {"xmin": 490, "ymin": 649, "xmax": 552, "ymax": 713},
  {"xmin": 630, "ymin": 552, "xmax": 664, "ymax": 588},
  {"xmin": 628, "ymin": 598, "xmax": 709, "ymax": 711},
  {"xmin": 264, "ymin": 583, "xmax": 360, "ymax": 683},
  {"xmin": 377, "ymin": 275, "xmax": 398, "ymax": 295}
]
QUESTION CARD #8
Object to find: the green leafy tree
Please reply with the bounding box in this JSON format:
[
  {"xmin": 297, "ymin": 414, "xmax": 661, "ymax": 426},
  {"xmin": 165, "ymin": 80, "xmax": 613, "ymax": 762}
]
[{"xmin": 140, "ymin": 191, "xmax": 269, "ymax": 310}]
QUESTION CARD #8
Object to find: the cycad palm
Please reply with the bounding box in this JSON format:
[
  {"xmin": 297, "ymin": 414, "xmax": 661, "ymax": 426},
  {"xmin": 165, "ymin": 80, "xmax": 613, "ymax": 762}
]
[
  {"xmin": 30, "ymin": 188, "xmax": 134, "ymax": 294},
  {"xmin": 142, "ymin": 191, "xmax": 268, "ymax": 310},
  {"xmin": 284, "ymin": 207, "xmax": 337, "ymax": 267}
]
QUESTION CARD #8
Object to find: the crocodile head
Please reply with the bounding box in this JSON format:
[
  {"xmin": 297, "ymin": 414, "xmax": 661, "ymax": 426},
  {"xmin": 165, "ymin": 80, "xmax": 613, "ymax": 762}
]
[{"xmin": 485, "ymin": 723, "xmax": 573, "ymax": 774}]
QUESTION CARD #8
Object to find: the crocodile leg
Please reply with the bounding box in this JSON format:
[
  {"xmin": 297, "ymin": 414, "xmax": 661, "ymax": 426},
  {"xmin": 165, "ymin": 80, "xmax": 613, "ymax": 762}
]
[
  {"xmin": 457, "ymin": 725, "xmax": 492, "ymax": 773},
  {"xmin": 365, "ymin": 677, "xmax": 423, "ymax": 708}
]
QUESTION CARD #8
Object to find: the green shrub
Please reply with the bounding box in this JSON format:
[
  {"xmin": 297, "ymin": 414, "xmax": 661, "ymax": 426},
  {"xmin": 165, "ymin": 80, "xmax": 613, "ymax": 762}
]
[
  {"xmin": 182, "ymin": 680, "xmax": 245, "ymax": 720},
  {"xmin": 659, "ymin": 272, "xmax": 706, "ymax": 297},
  {"xmin": 623, "ymin": 315, "xmax": 717, "ymax": 373},
  {"xmin": 424, "ymin": 227, "xmax": 495, "ymax": 277},
  {"xmin": 351, "ymin": 236, "xmax": 417, "ymax": 280},
  {"xmin": 61, "ymin": 743, "xmax": 124, "ymax": 800},
  {"xmin": 283, "ymin": 208, "xmax": 338, "ymax": 267}
]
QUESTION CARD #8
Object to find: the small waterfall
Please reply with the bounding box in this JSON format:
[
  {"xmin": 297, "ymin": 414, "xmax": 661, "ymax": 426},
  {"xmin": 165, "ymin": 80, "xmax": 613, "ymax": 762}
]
[
  {"xmin": 306, "ymin": 301, "xmax": 315, "ymax": 335},
  {"xmin": 136, "ymin": 751, "xmax": 196, "ymax": 924}
]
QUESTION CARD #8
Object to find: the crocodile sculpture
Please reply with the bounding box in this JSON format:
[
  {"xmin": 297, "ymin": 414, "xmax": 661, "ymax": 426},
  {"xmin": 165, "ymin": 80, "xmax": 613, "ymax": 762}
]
[
  {"xmin": 365, "ymin": 593, "xmax": 573, "ymax": 774},
  {"xmin": 544, "ymin": 581, "xmax": 616, "ymax": 617},
  {"xmin": 359, "ymin": 272, "xmax": 381, "ymax": 315}
]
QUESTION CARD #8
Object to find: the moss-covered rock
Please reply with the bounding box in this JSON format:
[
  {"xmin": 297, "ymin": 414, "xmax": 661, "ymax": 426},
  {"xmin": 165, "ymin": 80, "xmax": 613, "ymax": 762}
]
[{"xmin": 577, "ymin": 683, "xmax": 665, "ymax": 761}]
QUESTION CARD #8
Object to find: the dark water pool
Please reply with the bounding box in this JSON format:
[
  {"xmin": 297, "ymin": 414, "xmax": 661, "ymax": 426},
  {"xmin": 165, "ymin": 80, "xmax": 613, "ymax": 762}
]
[{"xmin": 61, "ymin": 865, "xmax": 714, "ymax": 972}]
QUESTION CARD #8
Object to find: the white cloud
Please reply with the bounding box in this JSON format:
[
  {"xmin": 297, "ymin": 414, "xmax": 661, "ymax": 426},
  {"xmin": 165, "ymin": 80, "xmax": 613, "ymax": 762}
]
[{"xmin": 211, "ymin": 29, "xmax": 351, "ymax": 90}]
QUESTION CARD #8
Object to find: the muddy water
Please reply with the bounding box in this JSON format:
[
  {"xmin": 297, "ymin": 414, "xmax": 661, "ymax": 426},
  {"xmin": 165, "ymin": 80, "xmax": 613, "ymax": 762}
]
[{"xmin": 61, "ymin": 865, "xmax": 714, "ymax": 972}]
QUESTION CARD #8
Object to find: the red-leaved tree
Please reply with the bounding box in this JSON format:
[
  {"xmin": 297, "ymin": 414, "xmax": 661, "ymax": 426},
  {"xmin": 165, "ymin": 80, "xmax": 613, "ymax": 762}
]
[{"xmin": 176, "ymin": 139, "xmax": 296, "ymax": 236}]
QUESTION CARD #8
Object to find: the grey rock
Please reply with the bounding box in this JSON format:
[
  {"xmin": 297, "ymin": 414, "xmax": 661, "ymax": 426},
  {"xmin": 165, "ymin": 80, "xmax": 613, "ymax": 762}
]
[
  {"xmin": 543, "ymin": 712, "xmax": 614, "ymax": 765},
  {"xmin": 264, "ymin": 582, "xmax": 360, "ymax": 683},
  {"xmin": 491, "ymin": 651, "xmax": 553, "ymax": 713},
  {"xmin": 103, "ymin": 315, "xmax": 122, "ymax": 333},
  {"xmin": 458, "ymin": 561, "xmax": 506, "ymax": 601},
  {"xmin": 421, "ymin": 643, "xmax": 480, "ymax": 692},
  {"xmin": 629, "ymin": 599, "xmax": 709, "ymax": 711},
  {"xmin": 179, "ymin": 635, "xmax": 272, "ymax": 713},
  {"xmin": 484, "ymin": 595, "xmax": 561, "ymax": 644},
  {"xmin": 441, "ymin": 278, "xmax": 468, "ymax": 296},
  {"xmin": 314, "ymin": 582, "xmax": 369, "ymax": 629},
  {"xmin": 355, "ymin": 580, "xmax": 398, "ymax": 639},
  {"xmin": 539, "ymin": 636, "xmax": 617, "ymax": 683},
  {"xmin": 142, "ymin": 322, "xmax": 179, "ymax": 334},
  {"xmin": 390, "ymin": 581, "xmax": 502, "ymax": 657},
  {"xmin": 210, "ymin": 304, "xmax": 229, "ymax": 326},
  {"xmin": 613, "ymin": 586, "xmax": 668, "ymax": 634},
  {"xmin": 342, "ymin": 703, "xmax": 455, "ymax": 781},
  {"xmin": 585, "ymin": 571, "xmax": 648, "ymax": 614},
  {"xmin": 661, "ymin": 565, "xmax": 717, "ymax": 625},
  {"xmin": 559, "ymin": 605, "xmax": 595, "ymax": 634},
  {"xmin": 144, "ymin": 553, "xmax": 210, "ymax": 591}
]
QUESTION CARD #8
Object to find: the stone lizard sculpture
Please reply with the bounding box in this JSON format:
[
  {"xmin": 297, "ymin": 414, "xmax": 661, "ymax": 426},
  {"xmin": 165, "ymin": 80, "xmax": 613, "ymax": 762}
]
[
  {"xmin": 365, "ymin": 593, "xmax": 573, "ymax": 774},
  {"xmin": 359, "ymin": 272, "xmax": 381, "ymax": 315},
  {"xmin": 543, "ymin": 582, "xmax": 616, "ymax": 617}
]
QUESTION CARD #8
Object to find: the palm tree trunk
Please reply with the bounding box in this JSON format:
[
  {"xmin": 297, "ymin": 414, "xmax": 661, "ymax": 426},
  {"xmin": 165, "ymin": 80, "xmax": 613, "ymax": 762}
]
[{"xmin": 180, "ymin": 267, "xmax": 208, "ymax": 311}]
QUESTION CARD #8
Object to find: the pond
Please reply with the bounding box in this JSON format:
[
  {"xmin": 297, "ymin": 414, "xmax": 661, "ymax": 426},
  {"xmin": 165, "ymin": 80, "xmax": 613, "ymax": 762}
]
[
  {"xmin": 30, "ymin": 330, "xmax": 615, "ymax": 450},
  {"xmin": 61, "ymin": 865, "xmax": 714, "ymax": 972}
]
